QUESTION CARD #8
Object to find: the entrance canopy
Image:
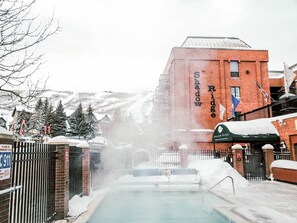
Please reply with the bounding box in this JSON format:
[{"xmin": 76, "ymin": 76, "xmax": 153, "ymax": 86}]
[{"xmin": 212, "ymin": 119, "xmax": 280, "ymax": 143}]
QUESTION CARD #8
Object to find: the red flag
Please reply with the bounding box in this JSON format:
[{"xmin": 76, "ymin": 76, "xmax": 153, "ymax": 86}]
[
  {"xmin": 47, "ymin": 125, "xmax": 51, "ymax": 135},
  {"xmin": 19, "ymin": 119, "xmax": 25, "ymax": 136}
]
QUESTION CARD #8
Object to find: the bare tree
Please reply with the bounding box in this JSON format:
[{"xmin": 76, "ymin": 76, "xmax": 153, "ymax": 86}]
[{"xmin": 0, "ymin": 0, "xmax": 59, "ymax": 106}]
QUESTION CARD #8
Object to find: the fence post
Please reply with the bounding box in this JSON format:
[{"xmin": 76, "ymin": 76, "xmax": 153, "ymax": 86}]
[
  {"xmin": 179, "ymin": 144, "xmax": 189, "ymax": 168},
  {"xmin": 77, "ymin": 141, "xmax": 90, "ymax": 196},
  {"xmin": 262, "ymin": 144, "xmax": 274, "ymax": 179},
  {"xmin": 0, "ymin": 127, "xmax": 13, "ymax": 223},
  {"xmin": 48, "ymin": 137, "xmax": 70, "ymax": 220},
  {"xmin": 231, "ymin": 144, "xmax": 244, "ymax": 177}
]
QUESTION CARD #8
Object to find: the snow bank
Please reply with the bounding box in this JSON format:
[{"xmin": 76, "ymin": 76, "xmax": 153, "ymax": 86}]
[
  {"xmin": 0, "ymin": 126, "xmax": 12, "ymax": 135},
  {"xmin": 68, "ymin": 189, "xmax": 109, "ymax": 218},
  {"xmin": 271, "ymin": 160, "xmax": 297, "ymax": 170},
  {"xmin": 68, "ymin": 195, "xmax": 91, "ymax": 217},
  {"xmin": 189, "ymin": 159, "xmax": 249, "ymax": 189}
]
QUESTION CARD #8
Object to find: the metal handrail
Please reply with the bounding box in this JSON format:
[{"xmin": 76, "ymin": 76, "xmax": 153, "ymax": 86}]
[
  {"xmin": 203, "ymin": 176, "xmax": 235, "ymax": 196},
  {"xmin": 0, "ymin": 185, "xmax": 22, "ymax": 196}
]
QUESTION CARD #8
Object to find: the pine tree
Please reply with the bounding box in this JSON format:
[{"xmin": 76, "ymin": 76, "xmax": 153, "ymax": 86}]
[
  {"xmin": 85, "ymin": 104, "xmax": 98, "ymax": 140},
  {"xmin": 70, "ymin": 103, "xmax": 88, "ymax": 139},
  {"xmin": 35, "ymin": 98, "xmax": 43, "ymax": 111},
  {"xmin": 41, "ymin": 98, "xmax": 49, "ymax": 126},
  {"xmin": 51, "ymin": 100, "xmax": 67, "ymax": 137}
]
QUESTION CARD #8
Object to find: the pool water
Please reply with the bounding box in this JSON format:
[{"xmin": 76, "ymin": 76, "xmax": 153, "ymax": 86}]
[{"xmin": 87, "ymin": 191, "xmax": 231, "ymax": 223}]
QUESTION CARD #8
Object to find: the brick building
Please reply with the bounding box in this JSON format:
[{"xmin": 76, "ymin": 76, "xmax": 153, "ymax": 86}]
[{"xmin": 153, "ymin": 36, "xmax": 271, "ymax": 150}]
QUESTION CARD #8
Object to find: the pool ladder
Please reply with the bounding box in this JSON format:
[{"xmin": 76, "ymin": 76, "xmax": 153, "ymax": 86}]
[{"xmin": 203, "ymin": 176, "xmax": 235, "ymax": 197}]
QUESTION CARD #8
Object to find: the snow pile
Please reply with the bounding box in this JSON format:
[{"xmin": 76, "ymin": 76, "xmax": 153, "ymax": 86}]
[
  {"xmin": 271, "ymin": 160, "xmax": 297, "ymax": 170},
  {"xmin": 189, "ymin": 159, "xmax": 249, "ymax": 189},
  {"xmin": 68, "ymin": 195, "xmax": 91, "ymax": 217},
  {"xmin": 68, "ymin": 189, "xmax": 109, "ymax": 218},
  {"xmin": 0, "ymin": 126, "xmax": 12, "ymax": 135}
]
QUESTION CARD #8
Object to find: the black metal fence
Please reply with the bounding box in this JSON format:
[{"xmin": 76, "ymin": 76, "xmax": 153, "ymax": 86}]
[
  {"xmin": 132, "ymin": 149, "xmax": 233, "ymax": 168},
  {"xmin": 274, "ymin": 151, "xmax": 291, "ymax": 160},
  {"xmin": 10, "ymin": 142, "xmax": 56, "ymax": 223},
  {"xmin": 228, "ymin": 96, "xmax": 297, "ymax": 121},
  {"xmin": 69, "ymin": 147, "xmax": 83, "ymax": 199}
]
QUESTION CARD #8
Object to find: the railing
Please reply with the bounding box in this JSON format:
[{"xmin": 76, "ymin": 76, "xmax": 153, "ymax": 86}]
[
  {"xmin": 10, "ymin": 141, "xmax": 57, "ymax": 223},
  {"xmin": 0, "ymin": 185, "xmax": 22, "ymax": 196},
  {"xmin": 228, "ymin": 96, "xmax": 297, "ymax": 122},
  {"xmin": 274, "ymin": 151, "xmax": 291, "ymax": 160},
  {"xmin": 202, "ymin": 176, "xmax": 235, "ymax": 196}
]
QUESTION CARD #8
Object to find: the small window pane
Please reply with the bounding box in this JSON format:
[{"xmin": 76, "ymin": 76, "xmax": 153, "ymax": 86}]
[
  {"xmin": 231, "ymin": 86, "xmax": 240, "ymax": 98},
  {"xmin": 230, "ymin": 61, "xmax": 239, "ymax": 77}
]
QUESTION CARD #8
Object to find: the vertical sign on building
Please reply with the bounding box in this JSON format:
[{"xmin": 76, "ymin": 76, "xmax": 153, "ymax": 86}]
[
  {"xmin": 194, "ymin": 71, "xmax": 202, "ymax": 106},
  {"xmin": 0, "ymin": 144, "xmax": 12, "ymax": 180},
  {"xmin": 208, "ymin": 85, "xmax": 216, "ymax": 118}
]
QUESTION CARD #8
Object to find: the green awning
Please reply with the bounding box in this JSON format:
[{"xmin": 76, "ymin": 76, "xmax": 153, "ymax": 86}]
[{"xmin": 212, "ymin": 123, "xmax": 280, "ymax": 143}]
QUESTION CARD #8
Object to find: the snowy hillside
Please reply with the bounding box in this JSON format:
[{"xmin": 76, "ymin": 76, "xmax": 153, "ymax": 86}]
[{"xmin": 0, "ymin": 90, "xmax": 154, "ymax": 126}]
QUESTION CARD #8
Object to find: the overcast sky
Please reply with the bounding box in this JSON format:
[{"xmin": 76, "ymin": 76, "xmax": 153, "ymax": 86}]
[{"xmin": 33, "ymin": 0, "xmax": 297, "ymax": 93}]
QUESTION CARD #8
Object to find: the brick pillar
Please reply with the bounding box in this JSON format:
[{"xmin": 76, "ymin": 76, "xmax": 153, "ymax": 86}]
[
  {"xmin": 231, "ymin": 144, "xmax": 244, "ymax": 177},
  {"xmin": 179, "ymin": 144, "xmax": 189, "ymax": 168},
  {"xmin": 0, "ymin": 128, "xmax": 13, "ymax": 223},
  {"xmin": 262, "ymin": 144, "xmax": 274, "ymax": 179},
  {"xmin": 78, "ymin": 143, "xmax": 90, "ymax": 196},
  {"xmin": 49, "ymin": 140, "xmax": 69, "ymax": 220}
]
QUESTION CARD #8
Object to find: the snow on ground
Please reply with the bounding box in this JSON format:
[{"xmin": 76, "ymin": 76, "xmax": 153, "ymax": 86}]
[{"xmin": 67, "ymin": 159, "xmax": 297, "ymax": 223}]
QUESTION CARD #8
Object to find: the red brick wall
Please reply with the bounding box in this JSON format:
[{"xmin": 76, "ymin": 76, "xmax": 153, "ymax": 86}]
[
  {"xmin": 232, "ymin": 148, "xmax": 244, "ymax": 177},
  {"xmin": 263, "ymin": 148, "xmax": 275, "ymax": 178},
  {"xmin": 55, "ymin": 144, "xmax": 69, "ymax": 220},
  {"xmin": 82, "ymin": 148, "xmax": 90, "ymax": 196},
  {"xmin": 272, "ymin": 167, "xmax": 297, "ymax": 183},
  {"xmin": 0, "ymin": 180, "xmax": 10, "ymax": 223},
  {"xmin": 164, "ymin": 47, "xmax": 269, "ymax": 150},
  {"xmin": 272, "ymin": 117, "xmax": 297, "ymax": 160}
]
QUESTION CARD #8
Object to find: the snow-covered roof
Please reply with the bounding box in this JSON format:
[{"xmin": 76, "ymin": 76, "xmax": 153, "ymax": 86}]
[
  {"xmin": 181, "ymin": 36, "xmax": 252, "ymax": 49},
  {"xmin": 76, "ymin": 141, "xmax": 90, "ymax": 148},
  {"xmin": 222, "ymin": 119, "xmax": 279, "ymax": 136},
  {"xmin": 269, "ymin": 70, "xmax": 284, "ymax": 79},
  {"xmin": 213, "ymin": 118, "xmax": 280, "ymax": 143},
  {"xmin": 0, "ymin": 126, "xmax": 13, "ymax": 136}
]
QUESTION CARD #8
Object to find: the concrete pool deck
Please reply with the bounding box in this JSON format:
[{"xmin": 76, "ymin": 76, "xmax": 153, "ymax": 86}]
[{"xmin": 66, "ymin": 180, "xmax": 297, "ymax": 223}]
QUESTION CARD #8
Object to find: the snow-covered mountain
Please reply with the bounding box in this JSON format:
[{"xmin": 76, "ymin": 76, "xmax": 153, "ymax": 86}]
[{"xmin": 0, "ymin": 90, "xmax": 154, "ymax": 126}]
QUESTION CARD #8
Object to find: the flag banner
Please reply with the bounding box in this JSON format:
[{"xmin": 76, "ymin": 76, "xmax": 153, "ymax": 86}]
[
  {"xmin": 19, "ymin": 119, "xmax": 25, "ymax": 136},
  {"xmin": 255, "ymin": 82, "xmax": 270, "ymax": 102},
  {"xmin": 219, "ymin": 103, "xmax": 225, "ymax": 121},
  {"xmin": 231, "ymin": 95, "xmax": 240, "ymax": 118},
  {"xmin": 284, "ymin": 62, "xmax": 296, "ymax": 97}
]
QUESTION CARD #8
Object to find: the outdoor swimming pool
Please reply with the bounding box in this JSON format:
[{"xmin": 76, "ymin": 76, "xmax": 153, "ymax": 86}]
[{"xmin": 87, "ymin": 191, "xmax": 232, "ymax": 223}]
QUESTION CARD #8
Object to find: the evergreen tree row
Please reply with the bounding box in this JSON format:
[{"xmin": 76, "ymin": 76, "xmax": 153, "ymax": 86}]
[{"xmin": 16, "ymin": 99, "xmax": 98, "ymax": 140}]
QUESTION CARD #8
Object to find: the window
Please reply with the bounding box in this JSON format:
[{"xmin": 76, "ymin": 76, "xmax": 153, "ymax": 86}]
[
  {"xmin": 230, "ymin": 61, "xmax": 239, "ymax": 77},
  {"xmin": 231, "ymin": 86, "xmax": 240, "ymax": 98}
]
